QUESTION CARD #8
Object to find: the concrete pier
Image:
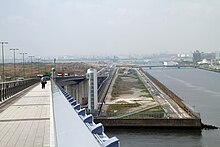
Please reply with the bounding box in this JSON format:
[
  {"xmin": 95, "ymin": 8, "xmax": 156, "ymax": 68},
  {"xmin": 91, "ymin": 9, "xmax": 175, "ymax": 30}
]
[{"xmin": 65, "ymin": 80, "xmax": 88, "ymax": 105}]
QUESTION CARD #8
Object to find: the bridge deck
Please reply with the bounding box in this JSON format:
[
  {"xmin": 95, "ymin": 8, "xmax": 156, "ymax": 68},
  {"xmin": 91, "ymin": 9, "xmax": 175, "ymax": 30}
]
[{"xmin": 0, "ymin": 82, "xmax": 50, "ymax": 147}]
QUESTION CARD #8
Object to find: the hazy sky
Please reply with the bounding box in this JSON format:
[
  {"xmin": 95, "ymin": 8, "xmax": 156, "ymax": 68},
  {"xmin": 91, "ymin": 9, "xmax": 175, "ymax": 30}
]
[{"xmin": 0, "ymin": 0, "xmax": 220, "ymax": 58}]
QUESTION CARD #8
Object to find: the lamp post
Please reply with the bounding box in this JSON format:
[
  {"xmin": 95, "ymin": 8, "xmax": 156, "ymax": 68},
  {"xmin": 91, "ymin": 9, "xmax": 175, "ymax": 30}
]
[
  {"xmin": 54, "ymin": 58, "xmax": 56, "ymax": 70},
  {"xmin": 20, "ymin": 52, "xmax": 27, "ymax": 78},
  {"xmin": 0, "ymin": 41, "xmax": 8, "ymax": 82},
  {"xmin": 28, "ymin": 55, "xmax": 34, "ymax": 77},
  {"xmin": 37, "ymin": 57, "xmax": 41, "ymax": 74},
  {"xmin": 43, "ymin": 59, "xmax": 47, "ymax": 72},
  {"xmin": 10, "ymin": 48, "xmax": 19, "ymax": 80}
]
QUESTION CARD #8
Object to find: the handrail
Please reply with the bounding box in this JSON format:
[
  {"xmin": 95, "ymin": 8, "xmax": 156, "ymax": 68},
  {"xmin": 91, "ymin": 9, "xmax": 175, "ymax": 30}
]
[{"xmin": 0, "ymin": 78, "xmax": 40, "ymax": 102}]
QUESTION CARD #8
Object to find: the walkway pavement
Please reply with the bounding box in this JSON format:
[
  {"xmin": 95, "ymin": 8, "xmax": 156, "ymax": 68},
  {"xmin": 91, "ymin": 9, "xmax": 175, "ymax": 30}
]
[{"xmin": 0, "ymin": 82, "xmax": 51, "ymax": 147}]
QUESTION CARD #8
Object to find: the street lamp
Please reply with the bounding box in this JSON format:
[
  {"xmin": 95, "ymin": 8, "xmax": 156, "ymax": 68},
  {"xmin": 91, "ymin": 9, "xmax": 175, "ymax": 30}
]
[
  {"xmin": 0, "ymin": 41, "xmax": 8, "ymax": 82},
  {"xmin": 20, "ymin": 52, "xmax": 27, "ymax": 78},
  {"xmin": 36, "ymin": 57, "xmax": 41, "ymax": 74},
  {"xmin": 54, "ymin": 58, "xmax": 56, "ymax": 70},
  {"xmin": 42, "ymin": 59, "xmax": 47, "ymax": 72},
  {"xmin": 10, "ymin": 48, "xmax": 19, "ymax": 80},
  {"xmin": 45, "ymin": 59, "xmax": 47, "ymax": 72},
  {"xmin": 28, "ymin": 55, "xmax": 34, "ymax": 77}
]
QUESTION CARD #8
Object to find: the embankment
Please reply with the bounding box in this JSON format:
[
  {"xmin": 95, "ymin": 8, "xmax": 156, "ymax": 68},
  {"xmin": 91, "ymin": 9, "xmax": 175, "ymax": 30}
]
[{"xmin": 142, "ymin": 69, "xmax": 199, "ymax": 119}]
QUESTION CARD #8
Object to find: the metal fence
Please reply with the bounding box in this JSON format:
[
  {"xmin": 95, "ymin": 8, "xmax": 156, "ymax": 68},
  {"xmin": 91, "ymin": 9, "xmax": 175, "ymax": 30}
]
[{"xmin": 0, "ymin": 78, "xmax": 39, "ymax": 102}]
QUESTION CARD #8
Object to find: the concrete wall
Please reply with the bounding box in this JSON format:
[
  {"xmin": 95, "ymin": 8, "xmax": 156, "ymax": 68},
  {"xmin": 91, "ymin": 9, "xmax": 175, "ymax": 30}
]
[{"xmin": 95, "ymin": 118, "xmax": 202, "ymax": 128}]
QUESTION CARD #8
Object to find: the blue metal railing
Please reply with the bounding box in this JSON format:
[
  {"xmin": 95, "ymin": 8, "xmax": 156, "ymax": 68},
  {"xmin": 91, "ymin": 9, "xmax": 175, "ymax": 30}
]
[{"xmin": 51, "ymin": 80, "xmax": 120, "ymax": 147}]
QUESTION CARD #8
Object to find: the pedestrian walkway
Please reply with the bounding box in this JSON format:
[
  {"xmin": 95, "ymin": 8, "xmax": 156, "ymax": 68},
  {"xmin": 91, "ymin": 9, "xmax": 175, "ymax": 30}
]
[{"xmin": 0, "ymin": 82, "xmax": 51, "ymax": 147}]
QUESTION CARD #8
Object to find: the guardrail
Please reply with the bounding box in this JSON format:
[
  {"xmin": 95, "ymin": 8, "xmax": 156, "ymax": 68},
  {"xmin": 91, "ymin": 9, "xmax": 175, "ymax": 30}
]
[{"xmin": 0, "ymin": 78, "xmax": 40, "ymax": 102}]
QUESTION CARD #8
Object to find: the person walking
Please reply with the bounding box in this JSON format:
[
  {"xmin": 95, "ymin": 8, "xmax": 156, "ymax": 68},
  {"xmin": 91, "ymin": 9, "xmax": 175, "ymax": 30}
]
[{"xmin": 41, "ymin": 76, "xmax": 47, "ymax": 89}]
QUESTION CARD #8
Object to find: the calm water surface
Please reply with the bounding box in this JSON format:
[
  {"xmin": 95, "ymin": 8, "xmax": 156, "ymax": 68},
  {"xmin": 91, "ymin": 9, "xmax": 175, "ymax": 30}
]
[{"xmin": 106, "ymin": 68, "xmax": 220, "ymax": 147}]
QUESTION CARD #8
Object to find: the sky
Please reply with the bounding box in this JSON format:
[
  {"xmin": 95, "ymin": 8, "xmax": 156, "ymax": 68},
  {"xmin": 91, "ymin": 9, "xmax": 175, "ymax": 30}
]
[{"xmin": 0, "ymin": 0, "xmax": 220, "ymax": 58}]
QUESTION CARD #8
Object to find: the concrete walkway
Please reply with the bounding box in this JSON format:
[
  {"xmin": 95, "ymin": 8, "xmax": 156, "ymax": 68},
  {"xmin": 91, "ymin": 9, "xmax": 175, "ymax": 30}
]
[{"xmin": 0, "ymin": 82, "xmax": 51, "ymax": 147}]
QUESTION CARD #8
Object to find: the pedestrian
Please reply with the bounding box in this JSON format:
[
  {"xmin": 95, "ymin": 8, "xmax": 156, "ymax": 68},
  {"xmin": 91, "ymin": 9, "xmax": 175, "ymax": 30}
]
[{"xmin": 41, "ymin": 76, "xmax": 47, "ymax": 89}]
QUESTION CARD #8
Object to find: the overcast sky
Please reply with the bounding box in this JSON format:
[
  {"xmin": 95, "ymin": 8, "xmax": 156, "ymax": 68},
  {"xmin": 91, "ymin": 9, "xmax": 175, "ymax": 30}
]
[{"xmin": 0, "ymin": 0, "xmax": 220, "ymax": 58}]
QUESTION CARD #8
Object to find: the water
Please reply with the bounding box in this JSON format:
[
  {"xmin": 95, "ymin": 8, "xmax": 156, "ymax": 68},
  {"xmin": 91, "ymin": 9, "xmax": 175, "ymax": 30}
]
[{"xmin": 106, "ymin": 68, "xmax": 220, "ymax": 147}]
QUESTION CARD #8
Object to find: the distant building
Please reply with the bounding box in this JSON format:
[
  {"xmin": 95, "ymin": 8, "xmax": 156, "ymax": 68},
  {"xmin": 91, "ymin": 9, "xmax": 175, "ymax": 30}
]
[
  {"xmin": 87, "ymin": 68, "xmax": 98, "ymax": 112},
  {"xmin": 198, "ymin": 59, "xmax": 210, "ymax": 65},
  {"xmin": 193, "ymin": 50, "xmax": 201, "ymax": 64},
  {"xmin": 177, "ymin": 53, "xmax": 191, "ymax": 58},
  {"xmin": 215, "ymin": 52, "xmax": 220, "ymax": 59},
  {"xmin": 201, "ymin": 52, "xmax": 215, "ymax": 60},
  {"xmin": 163, "ymin": 61, "xmax": 178, "ymax": 66}
]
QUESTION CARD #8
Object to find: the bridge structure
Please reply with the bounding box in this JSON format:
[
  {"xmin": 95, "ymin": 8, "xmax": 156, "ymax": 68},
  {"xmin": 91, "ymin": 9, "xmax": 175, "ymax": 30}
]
[
  {"xmin": 54, "ymin": 72, "xmax": 112, "ymax": 116},
  {"xmin": 55, "ymin": 75, "xmax": 107, "ymax": 88},
  {"xmin": 116, "ymin": 64, "xmax": 198, "ymax": 69},
  {"xmin": 139, "ymin": 65, "xmax": 197, "ymax": 69},
  {"xmin": 0, "ymin": 78, "xmax": 119, "ymax": 147}
]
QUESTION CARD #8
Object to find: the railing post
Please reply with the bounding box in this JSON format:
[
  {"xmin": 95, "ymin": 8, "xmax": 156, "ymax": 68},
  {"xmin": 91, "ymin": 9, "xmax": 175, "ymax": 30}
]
[
  {"xmin": 0, "ymin": 89, "xmax": 2, "ymax": 102},
  {"xmin": 2, "ymin": 83, "xmax": 5, "ymax": 101},
  {"xmin": 0, "ymin": 83, "xmax": 2, "ymax": 102}
]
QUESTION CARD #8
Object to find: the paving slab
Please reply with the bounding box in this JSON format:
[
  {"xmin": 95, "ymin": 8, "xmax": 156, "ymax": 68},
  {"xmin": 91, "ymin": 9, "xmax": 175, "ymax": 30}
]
[{"xmin": 0, "ymin": 82, "xmax": 51, "ymax": 147}]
